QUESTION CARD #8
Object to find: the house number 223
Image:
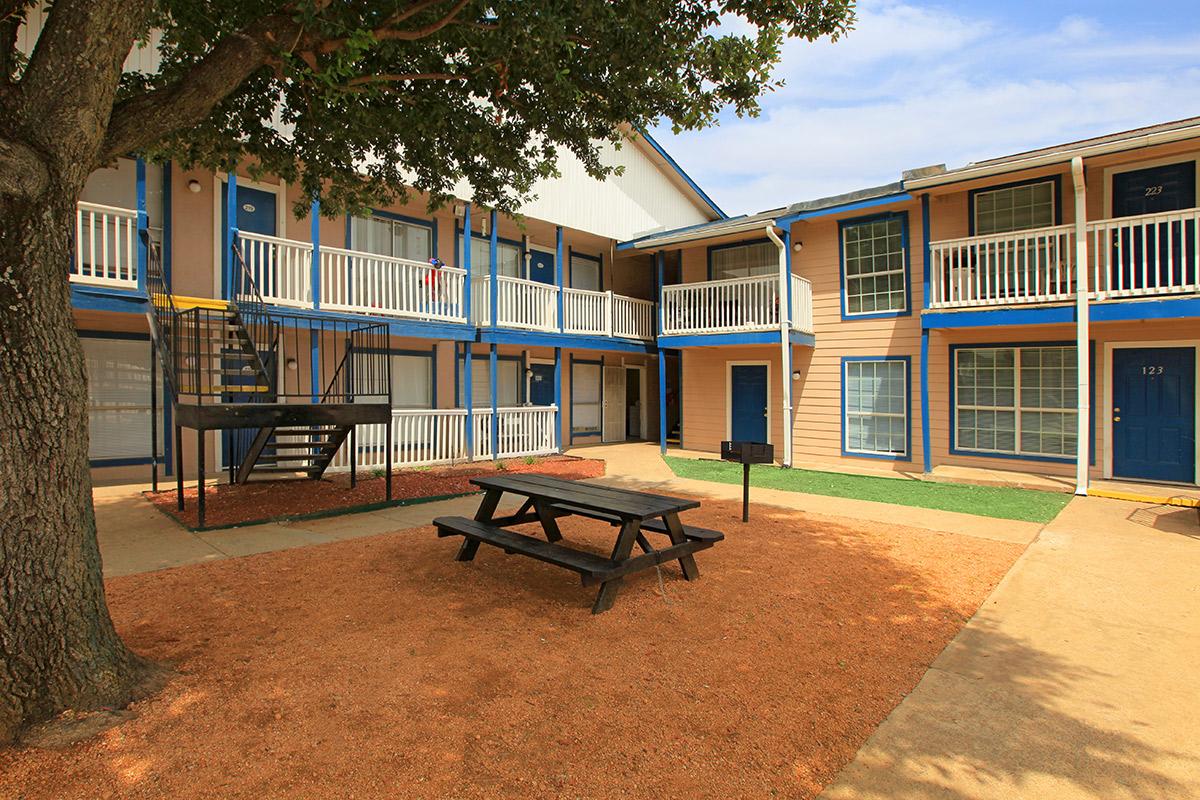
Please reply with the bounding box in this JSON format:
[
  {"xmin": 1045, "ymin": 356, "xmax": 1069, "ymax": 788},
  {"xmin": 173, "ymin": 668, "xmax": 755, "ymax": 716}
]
[
  {"xmin": 1142, "ymin": 365, "xmax": 1164, "ymax": 375},
  {"xmin": 1144, "ymin": 185, "xmax": 1164, "ymax": 197}
]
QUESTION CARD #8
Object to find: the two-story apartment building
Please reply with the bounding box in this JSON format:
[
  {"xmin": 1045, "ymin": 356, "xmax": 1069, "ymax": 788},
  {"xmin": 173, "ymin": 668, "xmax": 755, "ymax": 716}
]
[{"xmin": 624, "ymin": 116, "xmax": 1200, "ymax": 493}]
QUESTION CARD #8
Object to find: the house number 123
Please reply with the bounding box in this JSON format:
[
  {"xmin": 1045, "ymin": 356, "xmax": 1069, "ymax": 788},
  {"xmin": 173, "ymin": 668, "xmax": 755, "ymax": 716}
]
[{"xmin": 1142, "ymin": 365, "xmax": 1164, "ymax": 375}]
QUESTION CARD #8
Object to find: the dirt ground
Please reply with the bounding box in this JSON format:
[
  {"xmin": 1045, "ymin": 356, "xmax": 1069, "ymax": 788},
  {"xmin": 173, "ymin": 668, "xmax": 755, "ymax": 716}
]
[
  {"xmin": 147, "ymin": 456, "xmax": 606, "ymax": 529},
  {"xmin": 0, "ymin": 497, "xmax": 1023, "ymax": 799}
]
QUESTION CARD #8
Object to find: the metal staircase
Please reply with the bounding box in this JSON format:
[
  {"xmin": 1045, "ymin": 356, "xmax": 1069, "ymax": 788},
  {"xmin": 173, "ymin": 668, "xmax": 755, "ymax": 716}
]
[{"xmin": 142, "ymin": 231, "xmax": 394, "ymax": 526}]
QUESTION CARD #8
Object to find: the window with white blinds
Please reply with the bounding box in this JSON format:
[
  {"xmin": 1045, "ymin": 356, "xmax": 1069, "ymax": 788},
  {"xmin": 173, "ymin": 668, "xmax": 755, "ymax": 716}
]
[
  {"xmin": 570, "ymin": 254, "xmax": 601, "ymax": 291},
  {"xmin": 392, "ymin": 355, "xmax": 433, "ymax": 409},
  {"xmin": 349, "ymin": 214, "xmax": 433, "ymax": 262},
  {"xmin": 83, "ymin": 337, "xmax": 161, "ymax": 461},
  {"xmin": 458, "ymin": 359, "xmax": 520, "ymax": 407},
  {"xmin": 460, "ymin": 236, "xmax": 521, "ymax": 278},
  {"xmin": 572, "ymin": 362, "xmax": 602, "ymax": 433},
  {"xmin": 710, "ymin": 241, "xmax": 776, "ymax": 280}
]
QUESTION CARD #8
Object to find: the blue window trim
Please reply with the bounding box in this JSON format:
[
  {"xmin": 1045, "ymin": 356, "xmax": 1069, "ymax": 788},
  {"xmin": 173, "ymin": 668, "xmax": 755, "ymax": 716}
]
[
  {"xmin": 568, "ymin": 248, "xmax": 603, "ymax": 291},
  {"xmin": 705, "ymin": 237, "xmax": 772, "ymax": 281},
  {"xmin": 967, "ymin": 174, "xmax": 1063, "ymax": 237},
  {"xmin": 569, "ymin": 354, "xmax": 604, "ymax": 441},
  {"xmin": 454, "ymin": 223, "xmax": 522, "ymax": 271},
  {"xmin": 947, "ymin": 339, "xmax": 1095, "ymax": 466},
  {"xmin": 840, "ymin": 355, "xmax": 912, "ymax": 462},
  {"xmin": 344, "ymin": 209, "xmax": 438, "ymax": 259},
  {"xmin": 839, "ymin": 211, "xmax": 911, "ymax": 321},
  {"xmin": 455, "ymin": 351, "xmax": 523, "ymax": 407}
]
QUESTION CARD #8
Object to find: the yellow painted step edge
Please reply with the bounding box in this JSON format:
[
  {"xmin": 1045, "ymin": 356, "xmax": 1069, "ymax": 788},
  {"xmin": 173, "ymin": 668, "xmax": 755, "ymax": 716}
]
[
  {"xmin": 1090, "ymin": 488, "xmax": 1200, "ymax": 508},
  {"xmin": 169, "ymin": 295, "xmax": 232, "ymax": 311}
]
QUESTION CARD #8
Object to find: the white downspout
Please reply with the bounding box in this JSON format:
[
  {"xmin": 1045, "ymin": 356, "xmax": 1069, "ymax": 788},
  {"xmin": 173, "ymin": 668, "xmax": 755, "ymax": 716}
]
[
  {"xmin": 765, "ymin": 225, "xmax": 793, "ymax": 467},
  {"xmin": 1071, "ymin": 157, "xmax": 1090, "ymax": 496}
]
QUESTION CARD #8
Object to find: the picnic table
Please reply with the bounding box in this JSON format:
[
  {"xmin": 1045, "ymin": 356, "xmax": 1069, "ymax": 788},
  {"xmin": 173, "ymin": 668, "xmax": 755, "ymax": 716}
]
[{"xmin": 433, "ymin": 474, "xmax": 724, "ymax": 613}]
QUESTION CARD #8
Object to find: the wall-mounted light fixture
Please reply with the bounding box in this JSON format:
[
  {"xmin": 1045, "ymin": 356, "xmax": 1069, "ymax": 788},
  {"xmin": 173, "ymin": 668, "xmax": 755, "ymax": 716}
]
[
  {"xmin": 453, "ymin": 203, "xmax": 465, "ymax": 218},
  {"xmin": 525, "ymin": 367, "xmax": 534, "ymax": 378},
  {"xmin": 187, "ymin": 179, "xmax": 202, "ymax": 193},
  {"xmin": 286, "ymin": 357, "xmax": 298, "ymax": 371},
  {"xmin": 791, "ymin": 370, "xmax": 802, "ymax": 381},
  {"xmin": 792, "ymin": 241, "xmax": 804, "ymax": 253}
]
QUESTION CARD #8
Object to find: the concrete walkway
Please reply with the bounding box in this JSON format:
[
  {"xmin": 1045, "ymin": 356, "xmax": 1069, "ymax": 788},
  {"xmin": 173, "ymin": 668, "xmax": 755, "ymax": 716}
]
[{"xmin": 820, "ymin": 494, "xmax": 1200, "ymax": 800}]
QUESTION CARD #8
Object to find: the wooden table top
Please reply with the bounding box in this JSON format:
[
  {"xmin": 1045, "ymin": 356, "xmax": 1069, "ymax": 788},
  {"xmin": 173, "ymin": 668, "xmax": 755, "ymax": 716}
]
[{"xmin": 470, "ymin": 474, "xmax": 699, "ymax": 521}]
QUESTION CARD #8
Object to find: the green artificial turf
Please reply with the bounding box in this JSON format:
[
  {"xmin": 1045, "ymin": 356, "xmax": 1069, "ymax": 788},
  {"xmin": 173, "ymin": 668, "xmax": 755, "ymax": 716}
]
[{"xmin": 664, "ymin": 456, "xmax": 1071, "ymax": 523}]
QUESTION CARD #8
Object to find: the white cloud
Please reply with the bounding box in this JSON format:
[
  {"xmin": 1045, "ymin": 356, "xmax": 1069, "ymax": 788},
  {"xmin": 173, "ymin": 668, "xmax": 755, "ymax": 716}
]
[{"xmin": 656, "ymin": 2, "xmax": 1200, "ymax": 215}]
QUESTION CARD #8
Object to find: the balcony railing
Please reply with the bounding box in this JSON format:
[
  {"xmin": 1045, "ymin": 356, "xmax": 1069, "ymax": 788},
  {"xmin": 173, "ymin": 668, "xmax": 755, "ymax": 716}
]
[
  {"xmin": 238, "ymin": 231, "xmax": 312, "ymax": 308},
  {"xmin": 331, "ymin": 409, "xmax": 469, "ymax": 471},
  {"xmin": 562, "ymin": 288, "xmax": 656, "ymax": 339},
  {"xmin": 661, "ymin": 273, "xmax": 813, "ymax": 336},
  {"xmin": 72, "ymin": 202, "xmax": 139, "ymax": 289},
  {"xmin": 613, "ymin": 294, "xmax": 656, "ymax": 339},
  {"xmin": 930, "ymin": 208, "xmax": 1200, "ymax": 309},
  {"xmin": 472, "ymin": 406, "xmax": 558, "ymax": 460},
  {"xmin": 319, "ymin": 245, "xmax": 466, "ymax": 322}
]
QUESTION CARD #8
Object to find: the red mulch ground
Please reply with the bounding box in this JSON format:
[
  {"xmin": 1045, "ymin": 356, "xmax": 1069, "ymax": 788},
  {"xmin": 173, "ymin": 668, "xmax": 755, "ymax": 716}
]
[
  {"xmin": 0, "ymin": 497, "xmax": 1023, "ymax": 799},
  {"xmin": 146, "ymin": 456, "xmax": 606, "ymax": 529}
]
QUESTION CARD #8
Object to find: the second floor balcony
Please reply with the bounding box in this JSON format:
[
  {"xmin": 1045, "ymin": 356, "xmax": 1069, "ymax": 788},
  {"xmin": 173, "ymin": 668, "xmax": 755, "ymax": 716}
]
[
  {"xmin": 929, "ymin": 206, "xmax": 1200, "ymax": 310},
  {"xmin": 661, "ymin": 273, "xmax": 814, "ymax": 336}
]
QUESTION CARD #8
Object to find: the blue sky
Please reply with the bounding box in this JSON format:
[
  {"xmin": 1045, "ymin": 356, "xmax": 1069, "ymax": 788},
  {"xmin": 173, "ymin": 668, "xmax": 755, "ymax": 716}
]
[{"xmin": 652, "ymin": 0, "xmax": 1200, "ymax": 216}]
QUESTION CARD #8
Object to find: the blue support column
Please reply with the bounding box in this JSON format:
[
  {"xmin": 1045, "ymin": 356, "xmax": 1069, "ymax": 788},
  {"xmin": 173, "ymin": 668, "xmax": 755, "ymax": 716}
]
[
  {"xmin": 464, "ymin": 343, "xmax": 475, "ymax": 460},
  {"xmin": 135, "ymin": 158, "xmax": 148, "ymax": 292},
  {"xmin": 489, "ymin": 343, "xmax": 499, "ymax": 459},
  {"xmin": 463, "ymin": 205, "xmax": 472, "ymax": 324},
  {"xmin": 555, "ymin": 226, "xmax": 565, "ymax": 333},
  {"xmin": 920, "ymin": 194, "xmax": 933, "ymax": 473},
  {"xmin": 655, "ymin": 251, "xmax": 665, "ymax": 335},
  {"xmin": 658, "ymin": 347, "xmax": 668, "ymax": 454},
  {"xmin": 489, "ymin": 210, "xmax": 499, "ymax": 329},
  {"xmin": 223, "ymin": 173, "xmax": 238, "ymax": 300},
  {"xmin": 310, "ymin": 330, "xmax": 320, "ymax": 403},
  {"xmin": 553, "ymin": 346, "xmax": 563, "ymax": 452},
  {"xmin": 310, "ymin": 198, "xmax": 321, "ymax": 309}
]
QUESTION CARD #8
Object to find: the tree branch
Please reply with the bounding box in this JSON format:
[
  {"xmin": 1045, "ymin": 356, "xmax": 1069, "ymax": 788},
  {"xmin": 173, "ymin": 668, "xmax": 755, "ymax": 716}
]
[
  {"xmin": 345, "ymin": 71, "xmax": 466, "ymax": 87},
  {"xmin": 317, "ymin": 0, "xmax": 471, "ymax": 54}
]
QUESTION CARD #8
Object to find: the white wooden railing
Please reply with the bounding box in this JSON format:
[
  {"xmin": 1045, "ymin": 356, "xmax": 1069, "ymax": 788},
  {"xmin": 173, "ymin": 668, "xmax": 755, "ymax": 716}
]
[
  {"xmin": 495, "ymin": 275, "xmax": 559, "ymax": 331},
  {"xmin": 471, "ymin": 406, "xmax": 557, "ymax": 459},
  {"xmin": 613, "ymin": 294, "xmax": 656, "ymax": 339},
  {"xmin": 1088, "ymin": 207, "xmax": 1200, "ymax": 299},
  {"xmin": 331, "ymin": 409, "xmax": 468, "ymax": 471},
  {"xmin": 661, "ymin": 274, "xmax": 781, "ymax": 335},
  {"xmin": 790, "ymin": 275, "xmax": 814, "ymax": 334},
  {"xmin": 320, "ymin": 246, "xmax": 466, "ymax": 322},
  {"xmin": 929, "ymin": 224, "xmax": 1075, "ymax": 309},
  {"xmin": 238, "ymin": 232, "xmax": 312, "ymax": 308},
  {"xmin": 563, "ymin": 287, "xmax": 609, "ymax": 335},
  {"xmin": 72, "ymin": 202, "xmax": 139, "ymax": 288}
]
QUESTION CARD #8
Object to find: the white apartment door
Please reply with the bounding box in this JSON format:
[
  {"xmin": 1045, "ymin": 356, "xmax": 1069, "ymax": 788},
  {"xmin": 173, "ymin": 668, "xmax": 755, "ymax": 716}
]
[{"xmin": 602, "ymin": 366, "xmax": 626, "ymax": 443}]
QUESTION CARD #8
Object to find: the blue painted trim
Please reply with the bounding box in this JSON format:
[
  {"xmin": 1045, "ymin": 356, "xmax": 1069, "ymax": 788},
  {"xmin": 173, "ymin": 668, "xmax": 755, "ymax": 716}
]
[
  {"xmin": 658, "ymin": 349, "xmax": 668, "ymax": 454},
  {"xmin": 477, "ymin": 327, "xmax": 656, "ymax": 353},
  {"xmin": 463, "ymin": 343, "xmax": 474, "ymax": 458},
  {"xmin": 636, "ymin": 127, "xmax": 727, "ymax": 219},
  {"xmin": 223, "ymin": 173, "xmax": 238, "ymax": 300},
  {"xmin": 555, "ymin": 226, "xmax": 565, "ymax": 333},
  {"xmin": 78, "ymin": 328, "xmax": 149, "ymax": 341},
  {"xmin": 1093, "ymin": 296, "xmax": 1200, "ymax": 321},
  {"xmin": 947, "ymin": 340, "xmax": 1095, "ymax": 466},
  {"xmin": 259, "ymin": 302, "xmax": 474, "ymax": 341},
  {"xmin": 568, "ymin": 248, "xmax": 603, "ymax": 290},
  {"xmin": 968, "ymin": 174, "xmax": 1063, "ymax": 236},
  {"xmin": 310, "ymin": 199, "xmax": 321, "ymax": 309},
  {"xmin": 135, "ymin": 158, "xmax": 148, "ymax": 292},
  {"xmin": 920, "ymin": 330, "xmax": 931, "ymax": 473},
  {"xmin": 840, "ymin": 355, "xmax": 913, "ymax": 462},
  {"xmin": 489, "ymin": 210, "xmax": 499, "ymax": 329},
  {"xmin": 657, "ymin": 330, "xmax": 815, "ymax": 349},
  {"xmin": 161, "ymin": 161, "xmax": 172, "ymax": 287},
  {"xmin": 553, "ymin": 347, "xmax": 563, "ymax": 451},
  {"xmin": 921, "ymin": 194, "xmax": 931, "ymax": 312},
  {"xmin": 91, "ymin": 456, "xmax": 165, "ymax": 468},
  {"xmin": 706, "ymin": 237, "xmax": 771, "ymax": 281},
  {"xmin": 839, "ymin": 210, "xmax": 912, "ymax": 321},
  {"xmin": 71, "ymin": 285, "xmax": 148, "ymax": 313},
  {"xmin": 922, "ymin": 305, "xmax": 1075, "ymax": 329},
  {"xmin": 774, "ymin": 193, "xmax": 913, "ymax": 227}
]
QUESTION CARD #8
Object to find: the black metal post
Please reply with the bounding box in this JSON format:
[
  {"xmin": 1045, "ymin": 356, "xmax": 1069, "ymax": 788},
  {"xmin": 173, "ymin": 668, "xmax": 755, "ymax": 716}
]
[
  {"xmin": 385, "ymin": 418, "xmax": 393, "ymax": 501},
  {"xmin": 197, "ymin": 430, "xmax": 206, "ymax": 529},
  {"xmin": 175, "ymin": 425, "xmax": 184, "ymax": 510},
  {"xmin": 150, "ymin": 339, "xmax": 158, "ymax": 493},
  {"xmin": 349, "ymin": 426, "xmax": 357, "ymax": 489},
  {"xmin": 742, "ymin": 462, "xmax": 750, "ymax": 523}
]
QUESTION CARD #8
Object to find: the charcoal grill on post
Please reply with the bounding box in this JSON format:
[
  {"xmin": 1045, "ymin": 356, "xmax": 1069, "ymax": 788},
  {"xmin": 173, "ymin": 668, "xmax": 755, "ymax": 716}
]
[{"xmin": 721, "ymin": 441, "xmax": 774, "ymax": 522}]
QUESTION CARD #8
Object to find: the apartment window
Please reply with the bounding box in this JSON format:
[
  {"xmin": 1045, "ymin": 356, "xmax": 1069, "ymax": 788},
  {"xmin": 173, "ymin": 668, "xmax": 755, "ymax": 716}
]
[
  {"xmin": 83, "ymin": 337, "xmax": 162, "ymax": 461},
  {"xmin": 460, "ymin": 235, "xmax": 521, "ymax": 278},
  {"xmin": 954, "ymin": 345, "xmax": 1077, "ymax": 458},
  {"xmin": 572, "ymin": 362, "xmax": 602, "ymax": 434},
  {"xmin": 349, "ymin": 214, "xmax": 433, "ymax": 262},
  {"xmin": 570, "ymin": 253, "xmax": 601, "ymax": 291},
  {"xmin": 391, "ymin": 354, "xmax": 433, "ymax": 409},
  {"xmin": 710, "ymin": 241, "xmax": 775, "ymax": 280},
  {"xmin": 843, "ymin": 358, "xmax": 909, "ymax": 458},
  {"xmin": 972, "ymin": 180, "xmax": 1056, "ymax": 236},
  {"xmin": 841, "ymin": 215, "xmax": 908, "ymax": 316},
  {"xmin": 459, "ymin": 358, "xmax": 520, "ymax": 407}
]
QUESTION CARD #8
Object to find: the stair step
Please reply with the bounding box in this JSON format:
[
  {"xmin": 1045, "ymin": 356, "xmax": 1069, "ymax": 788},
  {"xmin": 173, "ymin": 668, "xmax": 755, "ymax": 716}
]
[{"xmin": 250, "ymin": 466, "xmax": 321, "ymax": 474}]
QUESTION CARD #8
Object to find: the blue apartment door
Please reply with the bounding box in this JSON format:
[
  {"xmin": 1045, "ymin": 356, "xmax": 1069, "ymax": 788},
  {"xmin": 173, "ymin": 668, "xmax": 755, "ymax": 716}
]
[
  {"xmin": 1112, "ymin": 347, "xmax": 1196, "ymax": 483},
  {"xmin": 528, "ymin": 249, "xmax": 556, "ymax": 285},
  {"xmin": 730, "ymin": 364, "xmax": 768, "ymax": 443},
  {"xmin": 529, "ymin": 362, "xmax": 556, "ymax": 406},
  {"xmin": 1110, "ymin": 161, "xmax": 1197, "ymax": 291},
  {"xmin": 220, "ymin": 183, "xmax": 278, "ymax": 297}
]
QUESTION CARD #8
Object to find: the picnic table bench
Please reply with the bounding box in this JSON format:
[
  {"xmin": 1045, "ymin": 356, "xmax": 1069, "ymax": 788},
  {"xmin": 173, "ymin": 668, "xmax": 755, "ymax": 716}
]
[{"xmin": 433, "ymin": 474, "xmax": 724, "ymax": 613}]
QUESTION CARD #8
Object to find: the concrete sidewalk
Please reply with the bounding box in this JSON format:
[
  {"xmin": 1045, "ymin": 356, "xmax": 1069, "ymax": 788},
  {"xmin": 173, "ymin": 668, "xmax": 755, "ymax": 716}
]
[{"xmin": 820, "ymin": 494, "xmax": 1200, "ymax": 799}]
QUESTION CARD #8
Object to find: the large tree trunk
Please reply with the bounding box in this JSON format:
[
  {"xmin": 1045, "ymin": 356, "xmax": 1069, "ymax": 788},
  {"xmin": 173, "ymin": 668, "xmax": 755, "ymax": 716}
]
[{"xmin": 0, "ymin": 187, "xmax": 162, "ymax": 745}]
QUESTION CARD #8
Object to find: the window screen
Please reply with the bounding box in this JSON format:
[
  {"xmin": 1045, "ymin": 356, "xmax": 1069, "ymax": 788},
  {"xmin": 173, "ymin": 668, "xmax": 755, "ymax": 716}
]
[
  {"xmin": 842, "ymin": 216, "xmax": 907, "ymax": 315},
  {"xmin": 572, "ymin": 363, "xmax": 602, "ymax": 433},
  {"xmin": 350, "ymin": 215, "xmax": 433, "ymax": 262},
  {"xmin": 570, "ymin": 254, "xmax": 601, "ymax": 291},
  {"xmin": 843, "ymin": 359, "xmax": 908, "ymax": 457},
  {"xmin": 459, "ymin": 359, "xmax": 520, "ymax": 407},
  {"xmin": 710, "ymin": 241, "xmax": 776, "ymax": 280},
  {"xmin": 460, "ymin": 236, "xmax": 521, "ymax": 278},
  {"xmin": 973, "ymin": 180, "xmax": 1056, "ymax": 236},
  {"xmin": 83, "ymin": 337, "xmax": 161, "ymax": 461}
]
